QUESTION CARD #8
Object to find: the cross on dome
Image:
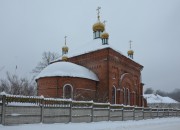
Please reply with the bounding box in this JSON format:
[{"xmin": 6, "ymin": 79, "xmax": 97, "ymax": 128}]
[
  {"xmin": 96, "ymin": 7, "xmax": 101, "ymax": 21},
  {"xmin": 64, "ymin": 36, "xmax": 67, "ymax": 45},
  {"xmin": 129, "ymin": 40, "xmax": 133, "ymax": 49}
]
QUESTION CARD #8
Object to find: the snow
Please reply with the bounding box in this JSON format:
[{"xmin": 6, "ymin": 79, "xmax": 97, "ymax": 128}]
[
  {"xmin": 53, "ymin": 39, "xmax": 137, "ymax": 63},
  {"xmin": 0, "ymin": 91, "xmax": 8, "ymax": 96},
  {"xmin": 35, "ymin": 61, "xmax": 99, "ymax": 81},
  {"xmin": 0, "ymin": 117, "xmax": 180, "ymax": 130},
  {"xmin": 144, "ymin": 94, "xmax": 179, "ymax": 103},
  {"xmin": 68, "ymin": 39, "xmax": 122, "ymax": 58}
]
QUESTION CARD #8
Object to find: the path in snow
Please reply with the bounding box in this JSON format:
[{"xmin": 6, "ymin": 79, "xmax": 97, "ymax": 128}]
[{"xmin": 0, "ymin": 117, "xmax": 180, "ymax": 130}]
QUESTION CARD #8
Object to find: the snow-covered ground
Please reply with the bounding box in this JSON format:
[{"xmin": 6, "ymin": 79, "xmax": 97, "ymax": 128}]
[
  {"xmin": 0, "ymin": 117, "xmax": 180, "ymax": 130},
  {"xmin": 144, "ymin": 94, "xmax": 178, "ymax": 103}
]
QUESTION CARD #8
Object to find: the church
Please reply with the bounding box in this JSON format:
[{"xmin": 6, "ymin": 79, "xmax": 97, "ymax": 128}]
[{"xmin": 36, "ymin": 7, "xmax": 144, "ymax": 106}]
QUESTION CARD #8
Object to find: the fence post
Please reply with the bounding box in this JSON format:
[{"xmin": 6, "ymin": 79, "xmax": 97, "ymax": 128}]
[
  {"xmin": 108, "ymin": 103, "xmax": 110, "ymax": 121},
  {"xmin": 176, "ymin": 109, "xmax": 178, "ymax": 117},
  {"xmin": 91, "ymin": 102, "xmax": 94, "ymax": 122},
  {"xmin": 122, "ymin": 106, "xmax": 124, "ymax": 121},
  {"xmin": 133, "ymin": 107, "xmax": 135, "ymax": 120},
  {"xmin": 150, "ymin": 108, "xmax": 152, "ymax": 119},
  {"xmin": 40, "ymin": 98, "xmax": 44, "ymax": 123},
  {"xmin": 2, "ymin": 95, "xmax": 6, "ymax": 125},
  {"xmin": 142, "ymin": 108, "xmax": 144, "ymax": 119},
  {"xmin": 69, "ymin": 101, "xmax": 72, "ymax": 122}
]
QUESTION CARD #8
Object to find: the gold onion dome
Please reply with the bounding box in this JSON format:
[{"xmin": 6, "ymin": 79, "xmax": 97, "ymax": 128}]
[
  {"xmin": 101, "ymin": 32, "xmax": 109, "ymax": 39},
  {"xmin": 93, "ymin": 22, "xmax": 105, "ymax": 32},
  {"xmin": 128, "ymin": 50, "xmax": 134, "ymax": 55},
  {"xmin": 62, "ymin": 45, "xmax": 69, "ymax": 52}
]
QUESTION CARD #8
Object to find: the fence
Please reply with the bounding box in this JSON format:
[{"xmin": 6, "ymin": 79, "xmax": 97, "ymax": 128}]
[{"xmin": 0, "ymin": 94, "xmax": 180, "ymax": 125}]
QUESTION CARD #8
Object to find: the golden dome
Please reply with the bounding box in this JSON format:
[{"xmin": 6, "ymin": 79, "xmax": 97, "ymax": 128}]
[
  {"xmin": 62, "ymin": 45, "xmax": 69, "ymax": 52},
  {"xmin": 93, "ymin": 22, "xmax": 105, "ymax": 32},
  {"xmin": 62, "ymin": 55, "xmax": 68, "ymax": 61},
  {"xmin": 127, "ymin": 50, "xmax": 134, "ymax": 55},
  {"xmin": 101, "ymin": 32, "xmax": 109, "ymax": 39}
]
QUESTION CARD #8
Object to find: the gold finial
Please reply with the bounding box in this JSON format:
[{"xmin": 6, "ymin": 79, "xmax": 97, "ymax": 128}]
[{"xmin": 97, "ymin": 7, "xmax": 101, "ymax": 21}]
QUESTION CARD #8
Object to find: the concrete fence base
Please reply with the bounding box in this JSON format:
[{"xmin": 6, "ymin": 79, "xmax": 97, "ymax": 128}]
[{"xmin": 0, "ymin": 95, "xmax": 180, "ymax": 125}]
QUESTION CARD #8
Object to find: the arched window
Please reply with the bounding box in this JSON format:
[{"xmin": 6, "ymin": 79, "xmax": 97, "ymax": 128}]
[
  {"xmin": 63, "ymin": 84, "xmax": 73, "ymax": 99},
  {"xmin": 112, "ymin": 86, "xmax": 116, "ymax": 104}
]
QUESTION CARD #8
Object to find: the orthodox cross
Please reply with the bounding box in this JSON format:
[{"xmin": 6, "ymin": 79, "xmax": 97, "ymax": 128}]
[
  {"xmin": 64, "ymin": 36, "xmax": 67, "ymax": 45},
  {"xmin": 97, "ymin": 7, "xmax": 101, "ymax": 21},
  {"xmin": 129, "ymin": 40, "xmax": 133, "ymax": 49}
]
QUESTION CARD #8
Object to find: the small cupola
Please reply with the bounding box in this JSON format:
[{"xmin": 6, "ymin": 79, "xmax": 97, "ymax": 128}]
[
  {"xmin": 62, "ymin": 36, "xmax": 69, "ymax": 61},
  {"xmin": 101, "ymin": 20, "xmax": 109, "ymax": 45},
  {"xmin": 127, "ymin": 40, "xmax": 134, "ymax": 59}
]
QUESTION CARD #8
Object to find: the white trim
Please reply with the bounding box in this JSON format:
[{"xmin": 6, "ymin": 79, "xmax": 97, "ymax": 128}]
[
  {"xmin": 126, "ymin": 88, "xmax": 130, "ymax": 105},
  {"xmin": 112, "ymin": 85, "xmax": 117, "ymax": 104},
  {"xmin": 123, "ymin": 87, "xmax": 126, "ymax": 105},
  {"xmin": 63, "ymin": 84, "xmax": 73, "ymax": 99}
]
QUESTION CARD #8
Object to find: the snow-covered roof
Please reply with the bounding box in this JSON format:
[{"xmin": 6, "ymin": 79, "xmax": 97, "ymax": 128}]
[
  {"xmin": 35, "ymin": 62, "xmax": 99, "ymax": 81},
  {"xmin": 68, "ymin": 39, "xmax": 123, "ymax": 58},
  {"xmin": 144, "ymin": 94, "xmax": 178, "ymax": 103},
  {"xmin": 52, "ymin": 39, "xmax": 131, "ymax": 63}
]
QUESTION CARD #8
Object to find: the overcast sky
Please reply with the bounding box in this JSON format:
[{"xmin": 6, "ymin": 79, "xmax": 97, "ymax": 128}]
[{"xmin": 0, "ymin": 0, "xmax": 180, "ymax": 92}]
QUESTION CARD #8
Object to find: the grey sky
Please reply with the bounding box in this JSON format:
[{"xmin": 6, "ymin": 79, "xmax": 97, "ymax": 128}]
[{"xmin": 0, "ymin": 0, "xmax": 180, "ymax": 92}]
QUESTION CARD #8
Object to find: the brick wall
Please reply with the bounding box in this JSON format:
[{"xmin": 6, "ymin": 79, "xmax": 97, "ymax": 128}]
[
  {"xmin": 68, "ymin": 48, "xmax": 144, "ymax": 106},
  {"xmin": 39, "ymin": 48, "xmax": 144, "ymax": 106},
  {"xmin": 37, "ymin": 77, "xmax": 97, "ymax": 101}
]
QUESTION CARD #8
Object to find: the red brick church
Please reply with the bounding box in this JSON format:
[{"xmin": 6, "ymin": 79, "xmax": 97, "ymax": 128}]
[{"xmin": 36, "ymin": 8, "xmax": 144, "ymax": 106}]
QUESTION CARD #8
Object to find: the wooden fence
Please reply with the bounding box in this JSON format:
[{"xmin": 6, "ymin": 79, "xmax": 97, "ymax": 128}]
[{"xmin": 0, "ymin": 94, "xmax": 180, "ymax": 125}]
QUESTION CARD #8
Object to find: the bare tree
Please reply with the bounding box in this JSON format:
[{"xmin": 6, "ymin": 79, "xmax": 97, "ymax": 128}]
[
  {"xmin": 168, "ymin": 88, "xmax": 180, "ymax": 102},
  {"xmin": 0, "ymin": 72, "xmax": 36, "ymax": 96},
  {"xmin": 155, "ymin": 88, "xmax": 180, "ymax": 102},
  {"xmin": 144, "ymin": 87, "xmax": 154, "ymax": 94},
  {"xmin": 32, "ymin": 51, "xmax": 59, "ymax": 74}
]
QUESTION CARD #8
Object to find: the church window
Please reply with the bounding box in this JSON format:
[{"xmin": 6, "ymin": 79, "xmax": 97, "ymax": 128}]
[{"xmin": 63, "ymin": 84, "xmax": 73, "ymax": 99}]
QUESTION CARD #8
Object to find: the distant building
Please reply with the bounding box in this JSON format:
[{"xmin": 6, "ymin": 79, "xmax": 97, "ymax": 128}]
[
  {"xmin": 36, "ymin": 8, "xmax": 144, "ymax": 106},
  {"xmin": 144, "ymin": 94, "xmax": 180, "ymax": 108}
]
